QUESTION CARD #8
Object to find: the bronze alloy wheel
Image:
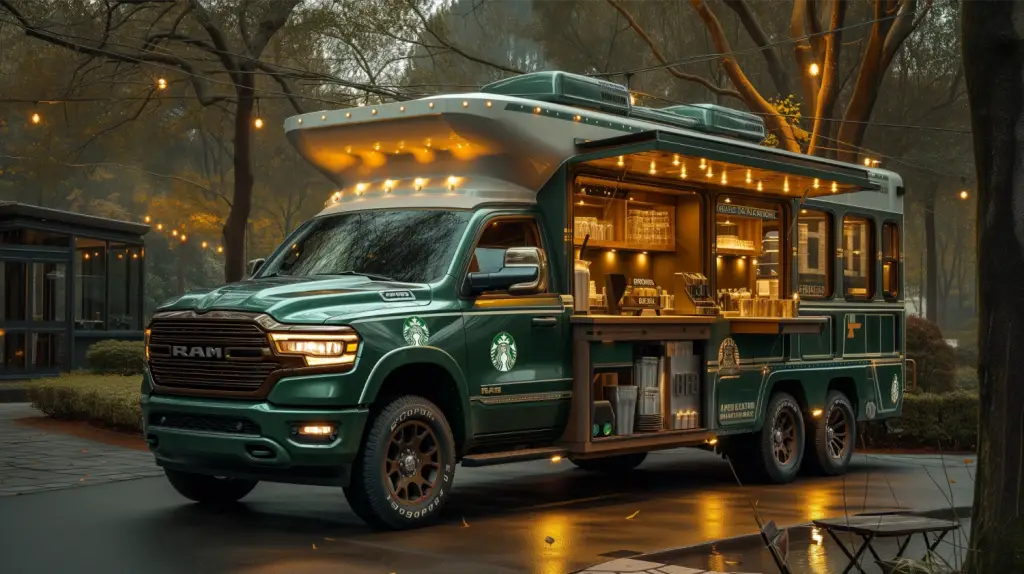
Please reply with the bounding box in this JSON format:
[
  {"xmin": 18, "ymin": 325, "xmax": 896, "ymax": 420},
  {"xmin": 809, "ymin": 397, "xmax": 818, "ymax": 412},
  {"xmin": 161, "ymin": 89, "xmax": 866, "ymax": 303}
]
[
  {"xmin": 825, "ymin": 404, "xmax": 850, "ymax": 460},
  {"xmin": 383, "ymin": 420, "xmax": 440, "ymax": 504},
  {"xmin": 772, "ymin": 407, "xmax": 799, "ymax": 466}
]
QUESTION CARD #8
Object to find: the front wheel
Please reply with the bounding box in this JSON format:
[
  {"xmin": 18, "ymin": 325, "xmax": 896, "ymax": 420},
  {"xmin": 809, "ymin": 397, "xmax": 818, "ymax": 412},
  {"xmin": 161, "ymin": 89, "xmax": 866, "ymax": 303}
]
[
  {"xmin": 726, "ymin": 392, "xmax": 806, "ymax": 484},
  {"xmin": 570, "ymin": 452, "xmax": 647, "ymax": 473},
  {"xmin": 164, "ymin": 469, "xmax": 258, "ymax": 504},
  {"xmin": 344, "ymin": 395, "xmax": 456, "ymax": 530}
]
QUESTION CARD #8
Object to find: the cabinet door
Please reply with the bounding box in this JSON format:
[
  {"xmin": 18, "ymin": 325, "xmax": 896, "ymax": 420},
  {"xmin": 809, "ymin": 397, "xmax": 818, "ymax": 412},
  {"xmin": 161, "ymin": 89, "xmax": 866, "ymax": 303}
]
[{"xmin": 461, "ymin": 217, "xmax": 570, "ymax": 438}]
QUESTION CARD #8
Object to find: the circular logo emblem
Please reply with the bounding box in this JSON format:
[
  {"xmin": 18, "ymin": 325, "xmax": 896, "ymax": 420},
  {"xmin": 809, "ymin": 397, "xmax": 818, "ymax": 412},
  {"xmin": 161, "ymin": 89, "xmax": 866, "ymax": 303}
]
[
  {"xmin": 718, "ymin": 337, "xmax": 740, "ymax": 376},
  {"xmin": 490, "ymin": 332, "xmax": 517, "ymax": 372},
  {"xmin": 402, "ymin": 316, "xmax": 430, "ymax": 346},
  {"xmin": 891, "ymin": 374, "xmax": 900, "ymax": 404},
  {"xmin": 865, "ymin": 401, "xmax": 877, "ymax": 420}
]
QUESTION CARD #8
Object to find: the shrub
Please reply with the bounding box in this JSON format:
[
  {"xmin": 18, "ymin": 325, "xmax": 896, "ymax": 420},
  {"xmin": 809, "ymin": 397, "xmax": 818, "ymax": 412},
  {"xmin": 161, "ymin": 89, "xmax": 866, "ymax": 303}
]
[
  {"xmin": 26, "ymin": 375, "xmax": 142, "ymax": 431},
  {"xmin": 906, "ymin": 316, "xmax": 955, "ymax": 393},
  {"xmin": 862, "ymin": 390, "xmax": 978, "ymax": 451},
  {"xmin": 954, "ymin": 366, "xmax": 978, "ymax": 391},
  {"xmin": 953, "ymin": 343, "xmax": 978, "ymax": 368},
  {"xmin": 85, "ymin": 339, "xmax": 145, "ymax": 375}
]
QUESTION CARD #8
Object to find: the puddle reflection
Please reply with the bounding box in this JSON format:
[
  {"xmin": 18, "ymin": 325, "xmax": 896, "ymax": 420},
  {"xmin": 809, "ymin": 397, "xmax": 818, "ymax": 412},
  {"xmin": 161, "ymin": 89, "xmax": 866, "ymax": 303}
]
[{"xmin": 529, "ymin": 513, "xmax": 571, "ymax": 574}]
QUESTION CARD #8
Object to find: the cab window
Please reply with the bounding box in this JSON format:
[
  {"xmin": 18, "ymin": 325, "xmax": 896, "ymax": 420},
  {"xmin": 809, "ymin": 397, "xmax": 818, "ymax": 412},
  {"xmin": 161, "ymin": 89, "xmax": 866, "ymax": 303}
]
[
  {"xmin": 469, "ymin": 219, "xmax": 545, "ymax": 291},
  {"xmin": 842, "ymin": 215, "xmax": 874, "ymax": 299}
]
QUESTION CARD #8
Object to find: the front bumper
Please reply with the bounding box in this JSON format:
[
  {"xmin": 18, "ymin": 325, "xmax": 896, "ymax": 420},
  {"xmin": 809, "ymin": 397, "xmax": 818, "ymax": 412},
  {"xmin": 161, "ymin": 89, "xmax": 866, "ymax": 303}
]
[{"xmin": 142, "ymin": 393, "xmax": 368, "ymax": 487}]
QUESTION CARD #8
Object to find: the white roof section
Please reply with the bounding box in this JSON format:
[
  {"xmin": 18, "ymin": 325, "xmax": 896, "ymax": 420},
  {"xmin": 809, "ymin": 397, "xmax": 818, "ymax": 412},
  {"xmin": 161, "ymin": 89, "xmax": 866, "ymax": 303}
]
[
  {"xmin": 284, "ymin": 92, "xmax": 894, "ymax": 216},
  {"xmin": 813, "ymin": 168, "xmax": 904, "ymax": 214}
]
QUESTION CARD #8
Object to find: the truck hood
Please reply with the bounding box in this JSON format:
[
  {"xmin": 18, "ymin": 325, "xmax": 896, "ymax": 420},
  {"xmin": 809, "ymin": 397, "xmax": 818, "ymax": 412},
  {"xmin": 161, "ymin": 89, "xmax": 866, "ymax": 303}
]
[{"xmin": 156, "ymin": 275, "xmax": 432, "ymax": 324}]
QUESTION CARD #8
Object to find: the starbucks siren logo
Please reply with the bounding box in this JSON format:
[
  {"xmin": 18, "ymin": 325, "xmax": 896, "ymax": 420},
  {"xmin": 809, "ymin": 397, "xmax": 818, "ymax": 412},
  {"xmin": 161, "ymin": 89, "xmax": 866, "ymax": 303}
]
[
  {"xmin": 891, "ymin": 374, "xmax": 900, "ymax": 403},
  {"xmin": 402, "ymin": 316, "xmax": 430, "ymax": 346},
  {"xmin": 490, "ymin": 332, "xmax": 517, "ymax": 372}
]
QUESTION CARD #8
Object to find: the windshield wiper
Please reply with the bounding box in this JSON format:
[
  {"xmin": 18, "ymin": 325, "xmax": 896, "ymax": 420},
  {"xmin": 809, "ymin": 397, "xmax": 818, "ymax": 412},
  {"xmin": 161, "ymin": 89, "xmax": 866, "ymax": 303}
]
[{"xmin": 314, "ymin": 270, "xmax": 397, "ymax": 282}]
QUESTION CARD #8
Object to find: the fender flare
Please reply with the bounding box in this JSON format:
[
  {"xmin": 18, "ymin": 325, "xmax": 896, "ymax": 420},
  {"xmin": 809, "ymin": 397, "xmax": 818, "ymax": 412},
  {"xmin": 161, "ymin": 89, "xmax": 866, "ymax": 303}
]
[{"xmin": 359, "ymin": 345, "xmax": 472, "ymax": 427}]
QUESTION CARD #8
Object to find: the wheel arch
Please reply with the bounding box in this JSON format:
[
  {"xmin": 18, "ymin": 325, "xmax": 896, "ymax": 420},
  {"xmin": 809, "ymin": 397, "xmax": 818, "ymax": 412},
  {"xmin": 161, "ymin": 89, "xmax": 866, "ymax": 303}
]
[{"xmin": 361, "ymin": 347, "xmax": 471, "ymax": 456}]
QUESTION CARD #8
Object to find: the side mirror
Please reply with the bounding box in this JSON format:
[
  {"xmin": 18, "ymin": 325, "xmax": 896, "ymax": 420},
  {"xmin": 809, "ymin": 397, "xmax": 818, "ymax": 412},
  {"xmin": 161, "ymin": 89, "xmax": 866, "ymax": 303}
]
[
  {"xmin": 247, "ymin": 258, "xmax": 266, "ymax": 278},
  {"xmin": 465, "ymin": 247, "xmax": 548, "ymax": 296}
]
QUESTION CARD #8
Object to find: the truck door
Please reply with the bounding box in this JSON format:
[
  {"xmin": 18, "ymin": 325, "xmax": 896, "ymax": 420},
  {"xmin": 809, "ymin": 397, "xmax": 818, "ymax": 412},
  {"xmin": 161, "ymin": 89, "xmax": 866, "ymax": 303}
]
[{"xmin": 460, "ymin": 215, "xmax": 570, "ymax": 438}]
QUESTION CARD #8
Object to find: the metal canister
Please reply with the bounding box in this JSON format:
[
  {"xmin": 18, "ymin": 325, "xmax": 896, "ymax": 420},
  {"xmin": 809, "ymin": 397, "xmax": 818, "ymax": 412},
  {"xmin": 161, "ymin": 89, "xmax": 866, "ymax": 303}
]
[{"xmin": 573, "ymin": 259, "xmax": 591, "ymax": 314}]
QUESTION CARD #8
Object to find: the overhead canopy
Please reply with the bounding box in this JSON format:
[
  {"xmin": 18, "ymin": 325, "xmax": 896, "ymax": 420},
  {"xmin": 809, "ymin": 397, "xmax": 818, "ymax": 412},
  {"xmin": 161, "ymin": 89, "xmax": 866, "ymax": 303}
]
[{"xmin": 573, "ymin": 131, "xmax": 877, "ymax": 198}]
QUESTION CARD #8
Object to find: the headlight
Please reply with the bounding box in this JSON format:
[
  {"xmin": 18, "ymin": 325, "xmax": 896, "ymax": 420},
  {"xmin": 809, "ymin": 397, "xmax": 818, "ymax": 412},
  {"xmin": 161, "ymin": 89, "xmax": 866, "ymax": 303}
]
[{"xmin": 269, "ymin": 331, "xmax": 359, "ymax": 367}]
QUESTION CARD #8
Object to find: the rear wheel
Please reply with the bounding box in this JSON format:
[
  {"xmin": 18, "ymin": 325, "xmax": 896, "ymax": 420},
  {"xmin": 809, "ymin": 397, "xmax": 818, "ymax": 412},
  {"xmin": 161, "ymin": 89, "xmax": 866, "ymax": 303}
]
[
  {"xmin": 804, "ymin": 390, "xmax": 856, "ymax": 476},
  {"xmin": 344, "ymin": 395, "xmax": 456, "ymax": 530},
  {"xmin": 726, "ymin": 392, "xmax": 805, "ymax": 484},
  {"xmin": 570, "ymin": 452, "xmax": 647, "ymax": 473},
  {"xmin": 164, "ymin": 469, "xmax": 258, "ymax": 504}
]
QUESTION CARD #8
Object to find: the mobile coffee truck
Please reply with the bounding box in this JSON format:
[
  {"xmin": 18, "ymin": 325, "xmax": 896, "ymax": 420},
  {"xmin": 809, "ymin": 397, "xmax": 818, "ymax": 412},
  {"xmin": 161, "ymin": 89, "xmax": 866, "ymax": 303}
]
[{"xmin": 142, "ymin": 71, "xmax": 906, "ymax": 529}]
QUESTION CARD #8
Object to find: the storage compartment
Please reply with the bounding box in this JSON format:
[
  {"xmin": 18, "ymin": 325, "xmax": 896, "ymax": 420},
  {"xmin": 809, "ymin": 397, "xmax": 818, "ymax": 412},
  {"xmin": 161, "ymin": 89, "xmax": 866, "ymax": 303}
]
[{"xmin": 663, "ymin": 341, "xmax": 703, "ymax": 430}]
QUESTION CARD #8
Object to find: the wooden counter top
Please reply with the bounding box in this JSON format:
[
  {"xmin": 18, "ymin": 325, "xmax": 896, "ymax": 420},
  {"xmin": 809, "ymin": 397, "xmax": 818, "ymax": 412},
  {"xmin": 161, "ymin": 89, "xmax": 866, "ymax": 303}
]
[{"xmin": 570, "ymin": 314, "xmax": 717, "ymax": 325}]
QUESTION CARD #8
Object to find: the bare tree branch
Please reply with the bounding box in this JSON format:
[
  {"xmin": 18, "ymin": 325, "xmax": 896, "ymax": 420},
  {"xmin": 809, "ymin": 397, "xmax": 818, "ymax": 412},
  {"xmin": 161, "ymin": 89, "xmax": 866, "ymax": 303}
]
[
  {"xmin": 606, "ymin": 0, "xmax": 742, "ymax": 99},
  {"xmin": 722, "ymin": 0, "xmax": 792, "ymax": 96},
  {"xmin": 406, "ymin": 0, "xmax": 524, "ymax": 75}
]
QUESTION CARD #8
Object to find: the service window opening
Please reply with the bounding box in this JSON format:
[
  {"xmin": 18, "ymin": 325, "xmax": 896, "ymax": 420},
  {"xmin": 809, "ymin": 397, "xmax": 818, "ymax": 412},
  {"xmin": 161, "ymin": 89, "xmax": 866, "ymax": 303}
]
[{"xmin": 715, "ymin": 198, "xmax": 788, "ymax": 316}]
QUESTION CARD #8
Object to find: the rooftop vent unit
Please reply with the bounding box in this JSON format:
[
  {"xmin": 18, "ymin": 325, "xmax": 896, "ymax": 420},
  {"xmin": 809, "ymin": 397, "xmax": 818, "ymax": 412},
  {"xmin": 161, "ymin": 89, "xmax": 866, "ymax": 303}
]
[
  {"xmin": 481, "ymin": 71, "xmax": 631, "ymax": 116},
  {"xmin": 661, "ymin": 104, "xmax": 766, "ymax": 143},
  {"xmin": 479, "ymin": 71, "xmax": 767, "ymax": 143}
]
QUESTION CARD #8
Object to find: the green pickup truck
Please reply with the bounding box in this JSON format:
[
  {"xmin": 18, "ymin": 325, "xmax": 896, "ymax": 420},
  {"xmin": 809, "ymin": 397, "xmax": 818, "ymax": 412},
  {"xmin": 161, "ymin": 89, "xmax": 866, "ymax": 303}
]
[{"xmin": 141, "ymin": 71, "xmax": 906, "ymax": 530}]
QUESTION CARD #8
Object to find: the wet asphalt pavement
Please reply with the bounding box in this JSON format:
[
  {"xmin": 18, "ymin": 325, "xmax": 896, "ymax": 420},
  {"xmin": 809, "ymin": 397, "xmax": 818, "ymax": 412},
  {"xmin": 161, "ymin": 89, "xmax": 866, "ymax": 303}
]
[{"xmin": 0, "ymin": 449, "xmax": 976, "ymax": 574}]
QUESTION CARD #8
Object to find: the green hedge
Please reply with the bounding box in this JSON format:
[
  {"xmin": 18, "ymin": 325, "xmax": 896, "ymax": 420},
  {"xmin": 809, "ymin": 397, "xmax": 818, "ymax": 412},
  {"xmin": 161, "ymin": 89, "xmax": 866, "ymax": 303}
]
[
  {"xmin": 26, "ymin": 375, "xmax": 142, "ymax": 431},
  {"xmin": 85, "ymin": 340, "xmax": 146, "ymax": 376},
  {"xmin": 906, "ymin": 316, "xmax": 956, "ymax": 393},
  {"xmin": 863, "ymin": 390, "xmax": 979, "ymax": 451}
]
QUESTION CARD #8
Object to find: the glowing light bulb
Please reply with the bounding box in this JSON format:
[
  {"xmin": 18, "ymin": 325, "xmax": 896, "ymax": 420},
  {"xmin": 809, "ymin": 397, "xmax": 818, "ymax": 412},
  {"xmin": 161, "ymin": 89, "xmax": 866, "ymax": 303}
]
[
  {"xmin": 706, "ymin": 166, "xmax": 713, "ymax": 178},
  {"xmin": 809, "ymin": 62, "xmax": 820, "ymax": 76},
  {"xmin": 699, "ymin": 158, "xmax": 706, "ymax": 169},
  {"xmin": 746, "ymin": 169, "xmax": 752, "ymax": 184},
  {"xmin": 757, "ymin": 181, "xmax": 763, "ymax": 192},
  {"xmin": 680, "ymin": 166, "xmax": 687, "ymax": 179},
  {"xmin": 447, "ymin": 175, "xmax": 458, "ymax": 190},
  {"xmin": 864, "ymin": 157, "xmax": 872, "ymax": 167},
  {"xmin": 617, "ymin": 155, "xmax": 624, "ymax": 167},
  {"xmin": 216, "ymin": 246, "xmax": 224, "ymax": 254},
  {"xmin": 156, "ymin": 78, "xmax": 168, "ymax": 90},
  {"xmin": 30, "ymin": 113, "xmax": 40, "ymax": 124},
  {"xmin": 649, "ymin": 160, "xmax": 656, "ymax": 175},
  {"xmin": 143, "ymin": 215, "xmax": 151, "ymax": 223},
  {"xmin": 414, "ymin": 178, "xmax": 425, "ymax": 191},
  {"xmin": 832, "ymin": 181, "xmax": 838, "ymax": 193},
  {"xmin": 171, "ymin": 229, "xmax": 178, "ymax": 236},
  {"xmin": 724, "ymin": 197, "xmax": 731, "ymax": 203},
  {"xmin": 355, "ymin": 183, "xmax": 367, "ymax": 196},
  {"xmin": 784, "ymin": 177, "xmax": 790, "ymax": 193},
  {"xmin": 721, "ymin": 171, "xmax": 727, "ymax": 185},
  {"xmin": 201, "ymin": 241, "xmax": 208, "ymax": 249},
  {"xmin": 253, "ymin": 117, "xmax": 264, "ymax": 129},
  {"xmin": 383, "ymin": 180, "xmax": 394, "ymax": 193},
  {"xmin": 672, "ymin": 154, "xmax": 680, "ymax": 166},
  {"xmin": 813, "ymin": 178, "xmax": 820, "ymax": 189}
]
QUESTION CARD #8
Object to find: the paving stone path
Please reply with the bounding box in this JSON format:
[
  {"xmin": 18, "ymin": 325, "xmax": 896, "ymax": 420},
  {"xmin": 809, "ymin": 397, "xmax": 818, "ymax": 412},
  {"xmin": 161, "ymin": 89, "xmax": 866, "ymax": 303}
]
[{"xmin": 0, "ymin": 403, "xmax": 162, "ymax": 496}]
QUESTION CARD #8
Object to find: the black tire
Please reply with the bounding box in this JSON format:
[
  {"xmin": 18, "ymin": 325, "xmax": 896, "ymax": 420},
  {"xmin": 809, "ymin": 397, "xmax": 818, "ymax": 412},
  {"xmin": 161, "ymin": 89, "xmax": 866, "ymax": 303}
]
[
  {"xmin": 570, "ymin": 452, "xmax": 647, "ymax": 473},
  {"xmin": 343, "ymin": 395, "xmax": 456, "ymax": 530},
  {"xmin": 164, "ymin": 469, "xmax": 257, "ymax": 504},
  {"xmin": 804, "ymin": 390, "xmax": 856, "ymax": 476},
  {"xmin": 726, "ymin": 392, "xmax": 805, "ymax": 484}
]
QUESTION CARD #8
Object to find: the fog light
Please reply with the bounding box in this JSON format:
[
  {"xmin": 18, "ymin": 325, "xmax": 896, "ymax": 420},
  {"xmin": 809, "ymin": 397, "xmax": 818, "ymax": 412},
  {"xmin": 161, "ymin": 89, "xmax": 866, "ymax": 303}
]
[
  {"xmin": 298, "ymin": 424, "xmax": 335, "ymax": 437},
  {"xmin": 812, "ymin": 409, "xmax": 824, "ymax": 418}
]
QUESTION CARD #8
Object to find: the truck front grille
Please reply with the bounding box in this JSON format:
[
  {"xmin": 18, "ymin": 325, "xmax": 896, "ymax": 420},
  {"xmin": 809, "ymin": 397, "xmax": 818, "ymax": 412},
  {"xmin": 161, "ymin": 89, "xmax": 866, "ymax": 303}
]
[{"xmin": 148, "ymin": 314, "xmax": 279, "ymax": 395}]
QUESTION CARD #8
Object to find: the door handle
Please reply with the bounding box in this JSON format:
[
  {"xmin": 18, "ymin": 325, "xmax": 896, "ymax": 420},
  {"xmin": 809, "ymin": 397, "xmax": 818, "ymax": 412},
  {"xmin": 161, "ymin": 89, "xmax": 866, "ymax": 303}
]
[{"xmin": 532, "ymin": 317, "xmax": 558, "ymax": 328}]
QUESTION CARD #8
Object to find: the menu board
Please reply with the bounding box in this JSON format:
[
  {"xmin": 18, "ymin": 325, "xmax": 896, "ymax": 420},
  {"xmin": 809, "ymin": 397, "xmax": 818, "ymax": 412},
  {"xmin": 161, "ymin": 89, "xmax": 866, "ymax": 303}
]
[{"xmin": 627, "ymin": 277, "xmax": 659, "ymax": 308}]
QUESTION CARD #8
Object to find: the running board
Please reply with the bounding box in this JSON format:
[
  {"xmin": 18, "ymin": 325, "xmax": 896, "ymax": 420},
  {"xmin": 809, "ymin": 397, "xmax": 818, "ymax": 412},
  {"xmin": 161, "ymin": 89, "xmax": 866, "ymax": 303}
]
[{"xmin": 461, "ymin": 447, "xmax": 568, "ymax": 467}]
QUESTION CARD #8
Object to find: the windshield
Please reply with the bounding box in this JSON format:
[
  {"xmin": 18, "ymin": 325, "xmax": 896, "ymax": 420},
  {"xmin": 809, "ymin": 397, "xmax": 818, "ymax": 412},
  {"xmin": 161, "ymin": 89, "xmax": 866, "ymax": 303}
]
[{"xmin": 259, "ymin": 210, "xmax": 472, "ymax": 284}]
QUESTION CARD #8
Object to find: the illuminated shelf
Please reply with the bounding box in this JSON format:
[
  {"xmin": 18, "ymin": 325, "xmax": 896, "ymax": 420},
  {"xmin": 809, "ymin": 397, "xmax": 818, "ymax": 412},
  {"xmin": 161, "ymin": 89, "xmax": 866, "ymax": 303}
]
[{"xmin": 573, "ymin": 239, "xmax": 675, "ymax": 253}]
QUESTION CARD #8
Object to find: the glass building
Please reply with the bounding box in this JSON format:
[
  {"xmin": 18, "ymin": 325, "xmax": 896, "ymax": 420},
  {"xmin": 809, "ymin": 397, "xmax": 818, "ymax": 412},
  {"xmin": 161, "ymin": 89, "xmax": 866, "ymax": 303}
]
[{"xmin": 0, "ymin": 202, "xmax": 149, "ymax": 379}]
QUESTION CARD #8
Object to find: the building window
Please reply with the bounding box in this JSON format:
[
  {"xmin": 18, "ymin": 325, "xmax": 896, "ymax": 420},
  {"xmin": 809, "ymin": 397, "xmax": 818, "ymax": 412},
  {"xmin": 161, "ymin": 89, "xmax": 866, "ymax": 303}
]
[
  {"xmin": 30, "ymin": 332, "xmax": 65, "ymax": 371},
  {"xmin": 75, "ymin": 238, "xmax": 107, "ymax": 330},
  {"xmin": 31, "ymin": 262, "xmax": 66, "ymax": 323},
  {"xmin": 0, "ymin": 228, "xmax": 70, "ymax": 247},
  {"xmin": 883, "ymin": 222, "xmax": 900, "ymax": 299},
  {"xmin": 107, "ymin": 244, "xmax": 143, "ymax": 330},
  {"xmin": 842, "ymin": 216, "xmax": 874, "ymax": 299},
  {"xmin": 1, "ymin": 261, "xmax": 28, "ymax": 322},
  {"xmin": 1, "ymin": 331, "xmax": 27, "ymax": 371},
  {"xmin": 797, "ymin": 209, "xmax": 832, "ymax": 298}
]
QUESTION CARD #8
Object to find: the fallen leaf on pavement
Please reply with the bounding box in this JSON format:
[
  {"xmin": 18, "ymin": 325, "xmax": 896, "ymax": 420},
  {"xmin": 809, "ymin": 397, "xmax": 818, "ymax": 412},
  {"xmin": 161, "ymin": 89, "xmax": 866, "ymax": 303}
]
[
  {"xmin": 949, "ymin": 479, "xmax": 956, "ymax": 484},
  {"xmin": 81, "ymin": 449, "xmax": 88, "ymax": 453},
  {"xmin": 312, "ymin": 543, "xmax": 317, "ymax": 550},
  {"xmin": 462, "ymin": 517, "xmax": 469, "ymax": 528},
  {"xmin": 545, "ymin": 536, "xmax": 554, "ymax": 545},
  {"xmin": 965, "ymin": 459, "xmax": 974, "ymax": 464},
  {"xmin": 626, "ymin": 510, "xmax": 639, "ymax": 520}
]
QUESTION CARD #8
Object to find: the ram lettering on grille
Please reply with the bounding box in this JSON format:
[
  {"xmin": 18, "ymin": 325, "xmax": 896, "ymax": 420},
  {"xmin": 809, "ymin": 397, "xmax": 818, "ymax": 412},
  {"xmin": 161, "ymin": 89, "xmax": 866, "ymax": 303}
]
[{"xmin": 171, "ymin": 346, "xmax": 224, "ymax": 359}]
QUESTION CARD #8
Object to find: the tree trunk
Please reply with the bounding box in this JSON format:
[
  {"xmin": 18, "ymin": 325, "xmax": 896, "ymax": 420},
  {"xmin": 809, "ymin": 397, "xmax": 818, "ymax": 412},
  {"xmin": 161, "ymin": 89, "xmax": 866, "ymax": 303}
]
[
  {"xmin": 924, "ymin": 188, "xmax": 939, "ymax": 323},
  {"xmin": 222, "ymin": 72, "xmax": 256, "ymax": 283},
  {"xmin": 962, "ymin": 1, "xmax": 1024, "ymax": 571}
]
